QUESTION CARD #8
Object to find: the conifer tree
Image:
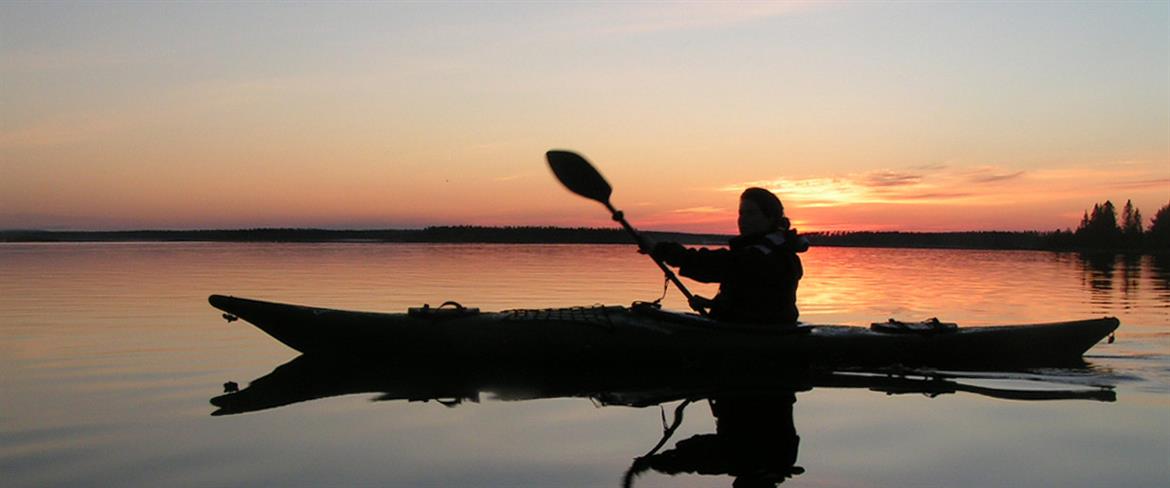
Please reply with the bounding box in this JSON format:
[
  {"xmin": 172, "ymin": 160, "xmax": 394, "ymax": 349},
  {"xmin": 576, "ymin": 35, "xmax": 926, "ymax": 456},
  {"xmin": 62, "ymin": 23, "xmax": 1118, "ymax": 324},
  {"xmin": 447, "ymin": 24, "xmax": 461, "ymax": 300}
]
[
  {"xmin": 1096, "ymin": 200, "xmax": 1119, "ymax": 233},
  {"xmin": 1076, "ymin": 200, "xmax": 1122, "ymax": 246},
  {"xmin": 1149, "ymin": 200, "xmax": 1170, "ymax": 246},
  {"xmin": 1121, "ymin": 200, "xmax": 1143, "ymax": 246}
]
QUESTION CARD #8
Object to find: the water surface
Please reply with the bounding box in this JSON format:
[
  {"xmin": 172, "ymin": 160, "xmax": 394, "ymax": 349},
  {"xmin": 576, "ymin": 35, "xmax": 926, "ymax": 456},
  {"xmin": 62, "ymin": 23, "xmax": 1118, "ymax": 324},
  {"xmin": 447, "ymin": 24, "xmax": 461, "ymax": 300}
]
[{"xmin": 1, "ymin": 243, "xmax": 1167, "ymax": 487}]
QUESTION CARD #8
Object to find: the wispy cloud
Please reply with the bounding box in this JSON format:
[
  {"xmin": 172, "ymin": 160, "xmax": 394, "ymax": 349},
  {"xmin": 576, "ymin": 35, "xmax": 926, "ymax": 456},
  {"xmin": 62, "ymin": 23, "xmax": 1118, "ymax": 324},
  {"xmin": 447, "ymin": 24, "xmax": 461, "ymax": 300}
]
[
  {"xmin": 1109, "ymin": 177, "xmax": 1170, "ymax": 190},
  {"xmin": 724, "ymin": 171, "xmax": 971, "ymax": 208},
  {"xmin": 964, "ymin": 168, "xmax": 1026, "ymax": 183},
  {"xmin": 865, "ymin": 171, "xmax": 923, "ymax": 187},
  {"xmin": 884, "ymin": 191, "xmax": 976, "ymax": 200},
  {"xmin": 719, "ymin": 160, "xmax": 1169, "ymax": 211}
]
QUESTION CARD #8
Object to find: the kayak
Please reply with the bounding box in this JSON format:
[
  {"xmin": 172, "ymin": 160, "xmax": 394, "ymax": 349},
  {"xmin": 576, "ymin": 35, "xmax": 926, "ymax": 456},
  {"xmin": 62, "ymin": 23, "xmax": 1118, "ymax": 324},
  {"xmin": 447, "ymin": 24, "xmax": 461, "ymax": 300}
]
[{"xmin": 208, "ymin": 295, "xmax": 1118, "ymax": 368}]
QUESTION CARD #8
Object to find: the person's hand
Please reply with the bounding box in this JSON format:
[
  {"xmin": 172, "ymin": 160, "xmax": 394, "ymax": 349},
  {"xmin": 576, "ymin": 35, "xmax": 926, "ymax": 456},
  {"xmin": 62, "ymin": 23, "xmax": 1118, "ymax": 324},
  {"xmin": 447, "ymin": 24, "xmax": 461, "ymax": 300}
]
[
  {"xmin": 688, "ymin": 295, "xmax": 715, "ymax": 311},
  {"xmin": 636, "ymin": 234, "xmax": 656, "ymax": 254},
  {"xmin": 647, "ymin": 241, "xmax": 686, "ymax": 264}
]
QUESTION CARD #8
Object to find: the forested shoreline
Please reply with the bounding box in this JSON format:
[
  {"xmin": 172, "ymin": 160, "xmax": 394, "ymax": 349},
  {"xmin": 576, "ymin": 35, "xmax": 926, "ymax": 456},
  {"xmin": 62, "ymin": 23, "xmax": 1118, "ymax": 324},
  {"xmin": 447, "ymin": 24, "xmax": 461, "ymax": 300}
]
[
  {"xmin": 0, "ymin": 226, "xmax": 729, "ymax": 245},
  {"xmin": 4, "ymin": 200, "xmax": 1167, "ymax": 252}
]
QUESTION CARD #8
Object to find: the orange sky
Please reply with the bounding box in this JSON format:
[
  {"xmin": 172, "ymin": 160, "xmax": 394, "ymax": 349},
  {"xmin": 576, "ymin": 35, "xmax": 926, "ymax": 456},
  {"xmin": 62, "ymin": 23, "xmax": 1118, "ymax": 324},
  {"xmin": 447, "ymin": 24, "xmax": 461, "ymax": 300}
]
[{"xmin": 2, "ymin": 2, "xmax": 1167, "ymax": 233}]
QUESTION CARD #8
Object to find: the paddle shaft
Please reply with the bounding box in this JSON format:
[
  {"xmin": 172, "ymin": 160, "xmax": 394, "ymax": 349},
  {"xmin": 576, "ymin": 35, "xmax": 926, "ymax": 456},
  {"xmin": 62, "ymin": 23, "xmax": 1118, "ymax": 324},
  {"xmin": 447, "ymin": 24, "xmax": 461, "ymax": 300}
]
[{"xmin": 603, "ymin": 201, "xmax": 707, "ymax": 316}]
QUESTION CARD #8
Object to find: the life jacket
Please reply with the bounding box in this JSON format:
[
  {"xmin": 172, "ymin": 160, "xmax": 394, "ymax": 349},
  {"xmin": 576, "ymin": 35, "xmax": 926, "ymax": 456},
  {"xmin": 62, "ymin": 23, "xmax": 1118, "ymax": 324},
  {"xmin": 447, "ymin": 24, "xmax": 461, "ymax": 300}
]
[{"xmin": 707, "ymin": 230, "xmax": 807, "ymax": 324}]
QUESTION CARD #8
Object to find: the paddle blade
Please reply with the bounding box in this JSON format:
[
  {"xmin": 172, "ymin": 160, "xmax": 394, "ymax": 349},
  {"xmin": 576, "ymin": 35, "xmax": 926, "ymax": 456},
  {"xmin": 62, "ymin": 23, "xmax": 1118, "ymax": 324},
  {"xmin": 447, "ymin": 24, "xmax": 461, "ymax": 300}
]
[{"xmin": 546, "ymin": 150, "xmax": 612, "ymax": 204}]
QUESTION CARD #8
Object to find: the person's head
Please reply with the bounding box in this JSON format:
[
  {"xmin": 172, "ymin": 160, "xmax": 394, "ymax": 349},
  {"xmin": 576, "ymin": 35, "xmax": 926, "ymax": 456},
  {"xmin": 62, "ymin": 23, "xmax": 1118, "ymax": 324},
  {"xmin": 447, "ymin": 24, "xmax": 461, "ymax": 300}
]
[{"xmin": 738, "ymin": 187, "xmax": 788, "ymax": 237}]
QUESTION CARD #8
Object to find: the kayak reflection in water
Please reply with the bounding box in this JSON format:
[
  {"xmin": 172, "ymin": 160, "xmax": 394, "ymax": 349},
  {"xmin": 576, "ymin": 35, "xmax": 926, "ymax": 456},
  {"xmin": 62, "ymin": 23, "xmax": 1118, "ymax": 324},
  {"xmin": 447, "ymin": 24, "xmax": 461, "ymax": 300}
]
[
  {"xmin": 640, "ymin": 187, "xmax": 809, "ymax": 324},
  {"xmin": 624, "ymin": 392, "xmax": 803, "ymax": 487}
]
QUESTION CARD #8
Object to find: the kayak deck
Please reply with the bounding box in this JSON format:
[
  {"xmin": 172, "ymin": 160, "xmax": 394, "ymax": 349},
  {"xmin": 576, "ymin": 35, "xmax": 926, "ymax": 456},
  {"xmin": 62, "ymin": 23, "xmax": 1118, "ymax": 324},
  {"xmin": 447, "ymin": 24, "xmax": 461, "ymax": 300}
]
[{"xmin": 209, "ymin": 294, "xmax": 1119, "ymax": 368}]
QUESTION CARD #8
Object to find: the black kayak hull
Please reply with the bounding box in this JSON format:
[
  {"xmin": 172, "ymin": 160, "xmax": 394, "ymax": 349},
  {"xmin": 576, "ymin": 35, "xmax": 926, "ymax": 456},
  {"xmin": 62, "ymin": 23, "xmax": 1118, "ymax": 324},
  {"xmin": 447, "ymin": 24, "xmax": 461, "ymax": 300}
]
[{"xmin": 209, "ymin": 295, "xmax": 1118, "ymax": 368}]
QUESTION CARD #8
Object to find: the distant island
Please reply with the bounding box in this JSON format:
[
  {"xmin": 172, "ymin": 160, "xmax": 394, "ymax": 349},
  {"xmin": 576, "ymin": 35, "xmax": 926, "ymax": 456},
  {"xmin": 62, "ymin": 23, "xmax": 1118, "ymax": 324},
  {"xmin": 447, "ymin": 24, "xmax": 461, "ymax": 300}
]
[{"xmin": 4, "ymin": 200, "xmax": 1166, "ymax": 253}]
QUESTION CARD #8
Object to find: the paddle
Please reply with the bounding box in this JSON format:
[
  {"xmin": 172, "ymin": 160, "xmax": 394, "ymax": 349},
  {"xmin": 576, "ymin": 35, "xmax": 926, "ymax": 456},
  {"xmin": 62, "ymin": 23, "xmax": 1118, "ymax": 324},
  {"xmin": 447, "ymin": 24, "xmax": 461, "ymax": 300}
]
[{"xmin": 546, "ymin": 150, "xmax": 708, "ymax": 316}]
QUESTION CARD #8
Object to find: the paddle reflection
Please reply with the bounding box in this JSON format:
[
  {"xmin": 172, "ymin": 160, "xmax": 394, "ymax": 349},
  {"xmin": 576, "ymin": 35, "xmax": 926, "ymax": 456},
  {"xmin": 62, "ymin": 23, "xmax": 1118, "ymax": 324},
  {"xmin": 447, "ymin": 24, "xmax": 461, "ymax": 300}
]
[
  {"xmin": 212, "ymin": 357, "xmax": 1116, "ymax": 486},
  {"xmin": 624, "ymin": 393, "xmax": 802, "ymax": 488}
]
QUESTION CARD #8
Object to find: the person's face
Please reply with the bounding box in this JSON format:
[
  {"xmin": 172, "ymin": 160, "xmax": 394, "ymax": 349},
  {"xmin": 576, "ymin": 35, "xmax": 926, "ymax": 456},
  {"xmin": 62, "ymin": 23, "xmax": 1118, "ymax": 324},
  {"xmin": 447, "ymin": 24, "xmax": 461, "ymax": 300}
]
[{"xmin": 738, "ymin": 199, "xmax": 772, "ymax": 237}]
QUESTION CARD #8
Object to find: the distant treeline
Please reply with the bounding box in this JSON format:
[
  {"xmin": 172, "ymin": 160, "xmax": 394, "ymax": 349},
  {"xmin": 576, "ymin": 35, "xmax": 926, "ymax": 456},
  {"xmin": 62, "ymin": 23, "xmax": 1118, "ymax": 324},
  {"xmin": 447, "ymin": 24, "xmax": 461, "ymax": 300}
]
[
  {"xmin": 4, "ymin": 200, "xmax": 1167, "ymax": 252},
  {"xmin": 802, "ymin": 231, "xmax": 1055, "ymax": 250},
  {"xmin": 806, "ymin": 199, "xmax": 1169, "ymax": 252},
  {"xmin": 0, "ymin": 226, "xmax": 728, "ymax": 245}
]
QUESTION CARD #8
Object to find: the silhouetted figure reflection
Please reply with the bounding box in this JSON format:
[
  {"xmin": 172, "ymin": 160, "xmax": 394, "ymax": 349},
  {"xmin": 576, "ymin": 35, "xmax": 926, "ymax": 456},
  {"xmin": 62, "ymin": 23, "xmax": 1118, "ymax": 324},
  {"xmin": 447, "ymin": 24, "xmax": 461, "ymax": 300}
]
[{"xmin": 625, "ymin": 393, "xmax": 802, "ymax": 487}]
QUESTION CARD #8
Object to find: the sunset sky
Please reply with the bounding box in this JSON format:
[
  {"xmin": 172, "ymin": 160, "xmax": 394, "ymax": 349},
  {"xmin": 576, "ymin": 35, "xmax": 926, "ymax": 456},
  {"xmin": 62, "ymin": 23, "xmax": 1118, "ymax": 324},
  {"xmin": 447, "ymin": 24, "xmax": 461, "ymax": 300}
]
[{"xmin": 2, "ymin": 1, "xmax": 1167, "ymax": 233}]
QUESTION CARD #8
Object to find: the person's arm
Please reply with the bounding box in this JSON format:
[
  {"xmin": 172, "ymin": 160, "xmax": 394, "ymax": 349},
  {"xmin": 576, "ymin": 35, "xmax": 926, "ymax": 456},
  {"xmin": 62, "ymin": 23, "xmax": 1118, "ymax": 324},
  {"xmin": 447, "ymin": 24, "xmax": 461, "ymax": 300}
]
[{"xmin": 652, "ymin": 243, "xmax": 731, "ymax": 283}]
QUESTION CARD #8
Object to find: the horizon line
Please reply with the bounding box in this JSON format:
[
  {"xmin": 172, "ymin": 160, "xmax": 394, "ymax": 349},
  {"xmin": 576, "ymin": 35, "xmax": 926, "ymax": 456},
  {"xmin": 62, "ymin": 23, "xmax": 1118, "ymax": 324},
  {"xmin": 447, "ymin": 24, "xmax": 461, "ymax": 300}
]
[{"xmin": 0, "ymin": 226, "xmax": 1080, "ymax": 236}]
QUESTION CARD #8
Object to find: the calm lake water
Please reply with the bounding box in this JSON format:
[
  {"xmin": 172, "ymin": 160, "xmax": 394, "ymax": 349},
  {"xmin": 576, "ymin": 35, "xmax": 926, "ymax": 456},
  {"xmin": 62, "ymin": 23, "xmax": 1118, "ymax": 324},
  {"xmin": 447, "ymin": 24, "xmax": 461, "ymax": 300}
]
[{"xmin": 1, "ymin": 243, "xmax": 1167, "ymax": 487}]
